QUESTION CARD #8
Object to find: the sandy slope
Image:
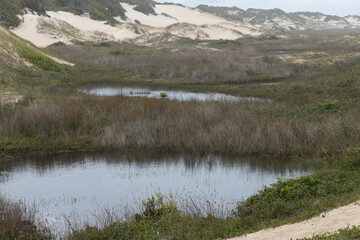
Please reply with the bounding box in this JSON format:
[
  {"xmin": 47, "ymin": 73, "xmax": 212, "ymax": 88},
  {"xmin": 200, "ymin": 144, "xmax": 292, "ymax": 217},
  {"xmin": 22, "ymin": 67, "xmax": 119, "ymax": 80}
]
[
  {"xmin": 154, "ymin": 4, "xmax": 228, "ymax": 26},
  {"xmin": 12, "ymin": 4, "xmax": 262, "ymax": 47},
  {"xmin": 46, "ymin": 11, "xmax": 139, "ymax": 40},
  {"xmin": 228, "ymin": 201, "xmax": 360, "ymax": 240},
  {"xmin": 12, "ymin": 14, "xmax": 68, "ymax": 47},
  {"xmin": 120, "ymin": 3, "xmax": 177, "ymax": 28}
]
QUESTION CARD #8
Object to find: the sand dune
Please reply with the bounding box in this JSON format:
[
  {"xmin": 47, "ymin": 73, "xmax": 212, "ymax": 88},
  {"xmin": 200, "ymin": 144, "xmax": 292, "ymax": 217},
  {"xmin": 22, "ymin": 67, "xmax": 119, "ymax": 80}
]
[
  {"xmin": 120, "ymin": 3, "xmax": 177, "ymax": 28},
  {"xmin": 12, "ymin": 14, "xmax": 68, "ymax": 47},
  {"xmin": 228, "ymin": 201, "xmax": 360, "ymax": 240},
  {"xmin": 11, "ymin": 3, "xmax": 263, "ymax": 47},
  {"xmin": 154, "ymin": 4, "xmax": 228, "ymax": 26}
]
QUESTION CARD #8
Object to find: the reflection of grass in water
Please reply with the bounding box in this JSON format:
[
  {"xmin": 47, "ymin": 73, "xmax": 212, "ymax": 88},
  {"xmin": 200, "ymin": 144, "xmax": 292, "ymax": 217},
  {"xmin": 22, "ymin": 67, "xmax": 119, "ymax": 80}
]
[{"xmin": 133, "ymin": 91, "xmax": 150, "ymax": 95}]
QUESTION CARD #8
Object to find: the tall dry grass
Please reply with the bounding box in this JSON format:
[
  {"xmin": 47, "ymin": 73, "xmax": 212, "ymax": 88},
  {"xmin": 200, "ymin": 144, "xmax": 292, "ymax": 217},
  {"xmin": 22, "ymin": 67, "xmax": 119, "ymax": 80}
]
[
  {"xmin": 0, "ymin": 197, "xmax": 49, "ymax": 239},
  {"xmin": 1, "ymin": 95, "xmax": 359, "ymax": 156},
  {"xmin": 50, "ymin": 42, "xmax": 305, "ymax": 84}
]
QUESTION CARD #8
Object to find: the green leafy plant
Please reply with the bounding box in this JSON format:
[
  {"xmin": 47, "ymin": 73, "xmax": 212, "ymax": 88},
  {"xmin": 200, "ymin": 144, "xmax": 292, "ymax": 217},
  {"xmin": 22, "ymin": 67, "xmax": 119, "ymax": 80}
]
[
  {"xmin": 344, "ymin": 147, "xmax": 360, "ymax": 170},
  {"xmin": 49, "ymin": 41, "xmax": 66, "ymax": 47},
  {"xmin": 160, "ymin": 92, "xmax": 167, "ymax": 99},
  {"xmin": 93, "ymin": 41, "xmax": 111, "ymax": 47},
  {"xmin": 135, "ymin": 193, "xmax": 177, "ymax": 221},
  {"xmin": 21, "ymin": 49, "xmax": 64, "ymax": 74},
  {"xmin": 309, "ymin": 100, "xmax": 346, "ymax": 114}
]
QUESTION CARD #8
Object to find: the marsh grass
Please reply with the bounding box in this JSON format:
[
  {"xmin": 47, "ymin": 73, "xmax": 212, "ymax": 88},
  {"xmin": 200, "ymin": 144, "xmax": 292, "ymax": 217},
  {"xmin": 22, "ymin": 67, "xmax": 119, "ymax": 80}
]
[
  {"xmin": 1, "ymin": 93, "xmax": 359, "ymax": 156},
  {"xmin": 0, "ymin": 198, "xmax": 50, "ymax": 240}
]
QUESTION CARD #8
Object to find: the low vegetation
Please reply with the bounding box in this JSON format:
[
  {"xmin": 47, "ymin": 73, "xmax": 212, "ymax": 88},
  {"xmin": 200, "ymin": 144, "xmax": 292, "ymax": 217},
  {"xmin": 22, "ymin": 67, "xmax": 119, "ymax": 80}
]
[{"xmin": 301, "ymin": 226, "xmax": 360, "ymax": 239}]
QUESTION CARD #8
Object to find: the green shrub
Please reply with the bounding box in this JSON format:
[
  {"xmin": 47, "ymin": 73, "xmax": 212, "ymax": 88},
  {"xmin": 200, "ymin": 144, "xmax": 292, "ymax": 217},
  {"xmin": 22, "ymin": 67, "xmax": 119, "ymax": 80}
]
[
  {"xmin": 110, "ymin": 49, "xmax": 132, "ymax": 55},
  {"xmin": 49, "ymin": 41, "xmax": 66, "ymax": 47},
  {"xmin": 236, "ymin": 170, "xmax": 357, "ymax": 223},
  {"xmin": 70, "ymin": 39, "xmax": 86, "ymax": 45},
  {"xmin": 135, "ymin": 193, "xmax": 177, "ymax": 221},
  {"xmin": 93, "ymin": 41, "xmax": 111, "ymax": 47},
  {"xmin": 344, "ymin": 147, "xmax": 360, "ymax": 169},
  {"xmin": 309, "ymin": 100, "xmax": 346, "ymax": 114},
  {"xmin": 160, "ymin": 92, "xmax": 167, "ymax": 99},
  {"xmin": 21, "ymin": 49, "xmax": 64, "ymax": 74}
]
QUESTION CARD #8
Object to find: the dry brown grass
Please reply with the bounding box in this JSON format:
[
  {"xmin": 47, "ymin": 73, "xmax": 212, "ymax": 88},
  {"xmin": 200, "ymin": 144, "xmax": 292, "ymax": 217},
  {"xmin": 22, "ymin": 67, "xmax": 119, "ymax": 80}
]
[
  {"xmin": 1, "ymin": 94, "xmax": 359, "ymax": 156},
  {"xmin": 0, "ymin": 198, "xmax": 49, "ymax": 239}
]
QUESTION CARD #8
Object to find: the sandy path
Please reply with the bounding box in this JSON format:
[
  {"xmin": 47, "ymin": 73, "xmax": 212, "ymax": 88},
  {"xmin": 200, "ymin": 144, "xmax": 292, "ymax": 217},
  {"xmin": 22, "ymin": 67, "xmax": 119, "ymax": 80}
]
[
  {"xmin": 228, "ymin": 200, "xmax": 360, "ymax": 240},
  {"xmin": 44, "ymin": 53, "xmax": 75, "ymax": 66}
]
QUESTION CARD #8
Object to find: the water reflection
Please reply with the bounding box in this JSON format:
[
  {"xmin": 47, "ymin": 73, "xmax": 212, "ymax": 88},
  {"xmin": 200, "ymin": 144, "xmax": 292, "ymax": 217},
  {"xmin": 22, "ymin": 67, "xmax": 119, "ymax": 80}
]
[
  {"xmin": 0, "ymin": 152, "xmax": 311, "ymax": 235},
  {"xmin": 78, "ymin": 87, "xmax": 271, "ymax": 102}
]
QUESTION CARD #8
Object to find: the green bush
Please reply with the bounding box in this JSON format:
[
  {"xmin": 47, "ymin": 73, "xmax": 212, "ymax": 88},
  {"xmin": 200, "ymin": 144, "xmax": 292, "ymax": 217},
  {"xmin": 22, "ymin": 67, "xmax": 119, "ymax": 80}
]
[
  {"xmin": 309, "ymin": 100, "xmax": 346, "ymax": 114},
  {"xmin": 49, "ymin": 41, "xmax": 66, "ymax": 47},
  {"xmin": 135, "ymin": 193, "xmax": 177, "ymax": 221},
  {"xmin": 93, "ymin": 41, "xmax": 112, "ymax": 47},
  {"xmin": 236, "ymin": 170, "xmax": 357, "ymax": 223},
  {"xmin": 160, "ymin": 92, "xmax": 167, "ymax": 99},
  {"xmin": 344, "ymin": 147, "xmax": 360, "ymax": 169},
  {"xmin": 21, "ymin": 49, "xmax": 64, "ymax": 73}
]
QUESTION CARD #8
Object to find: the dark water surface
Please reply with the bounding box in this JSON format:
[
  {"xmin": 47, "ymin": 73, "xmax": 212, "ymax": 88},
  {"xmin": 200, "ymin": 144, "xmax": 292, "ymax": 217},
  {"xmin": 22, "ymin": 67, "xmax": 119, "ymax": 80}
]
[{"xmin": 0, "ymin": 152, "xmax": 311, "ymax": 235}]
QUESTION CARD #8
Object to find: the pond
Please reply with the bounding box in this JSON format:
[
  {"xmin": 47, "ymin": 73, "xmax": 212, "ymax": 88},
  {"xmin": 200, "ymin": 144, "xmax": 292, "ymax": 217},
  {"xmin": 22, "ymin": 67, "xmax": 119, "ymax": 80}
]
[
  {"xmin": 0, "ymin": 152, "xmax": 310, "ymax": 236},
  {"xmin": 79, "ymin": 87, "xmax": 271, "ymax": 102}
]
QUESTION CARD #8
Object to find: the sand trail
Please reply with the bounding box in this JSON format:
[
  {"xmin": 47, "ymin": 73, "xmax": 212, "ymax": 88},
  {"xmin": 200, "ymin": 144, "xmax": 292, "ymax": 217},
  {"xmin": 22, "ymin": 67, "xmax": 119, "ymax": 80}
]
[{"xmin": 228, "ymin": 200, "xmax": 360, "ymax": 240}]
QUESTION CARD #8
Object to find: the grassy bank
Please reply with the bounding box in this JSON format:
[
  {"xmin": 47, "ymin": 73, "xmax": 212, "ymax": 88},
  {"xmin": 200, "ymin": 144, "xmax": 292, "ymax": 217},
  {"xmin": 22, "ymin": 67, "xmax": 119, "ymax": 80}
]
[{"xmin": 302, "ymin": 226, "xmax": 360, "ymax": 239}]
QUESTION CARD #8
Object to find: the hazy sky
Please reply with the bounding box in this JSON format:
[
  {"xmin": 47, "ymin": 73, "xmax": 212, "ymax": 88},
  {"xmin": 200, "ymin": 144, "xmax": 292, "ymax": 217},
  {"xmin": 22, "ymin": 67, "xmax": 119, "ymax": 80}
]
[{"xmin": 157, "ymin": 0, "xmax": 359, "ymax": 16}]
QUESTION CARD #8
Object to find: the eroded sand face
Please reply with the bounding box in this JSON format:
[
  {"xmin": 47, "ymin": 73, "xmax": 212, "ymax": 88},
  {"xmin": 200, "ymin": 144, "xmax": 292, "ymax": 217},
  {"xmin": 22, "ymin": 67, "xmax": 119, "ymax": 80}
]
[{"xmin": 228, "ymin": 201, "xmax": 360, "ymax": 240}]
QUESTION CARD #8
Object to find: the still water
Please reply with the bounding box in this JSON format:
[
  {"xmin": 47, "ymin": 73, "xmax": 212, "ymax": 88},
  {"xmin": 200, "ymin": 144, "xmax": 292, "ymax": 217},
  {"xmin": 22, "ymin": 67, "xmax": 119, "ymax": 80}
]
[
  {"xmin": 79, "ymin": 87, "xmax": 270, "ymax": 102},
  {"xmin": 0, "ymin": 153, "xmax": 310, "ymax": 235}
]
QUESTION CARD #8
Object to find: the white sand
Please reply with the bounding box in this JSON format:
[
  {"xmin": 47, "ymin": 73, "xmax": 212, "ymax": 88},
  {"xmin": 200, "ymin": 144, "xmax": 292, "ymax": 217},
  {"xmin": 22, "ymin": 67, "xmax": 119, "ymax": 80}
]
[
  {"xmin": 201, "ymin": 25, "xmax": 242, "ymax": 40},
  {"xmin": 46, "ymin": 11, "xmax": 138, "ymax": 40},
  {"xmin": 154, "ymin": 4, "xmax": 228, "ymax": 26},
  {"xmin": 12, "ymin": 12, "xmax": 141, "ymax": 47},
  {"xmin": 228, "ymin": 201, "xmax": 360, "ymax": 240},
  {"xmin": 120, "ymin": 3, "xmax": 177, "ymax": 28},
  {"xmin": 12, "ymin": 4, "xmax": 264, "ymax": 47},
  {"xmin": 344, "ymin": 16, "xmax": 360, "ymax": 27},
  {"xmin": 12, "ymin": 14, "xmax": 68, "ymax": 47}
]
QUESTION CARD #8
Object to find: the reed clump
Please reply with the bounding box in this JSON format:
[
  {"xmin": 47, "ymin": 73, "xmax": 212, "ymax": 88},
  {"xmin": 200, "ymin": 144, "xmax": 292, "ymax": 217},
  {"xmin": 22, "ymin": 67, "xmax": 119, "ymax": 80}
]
[{"xmin": 0, "ymin": 198, "xmax": 49, "ymax": 240}]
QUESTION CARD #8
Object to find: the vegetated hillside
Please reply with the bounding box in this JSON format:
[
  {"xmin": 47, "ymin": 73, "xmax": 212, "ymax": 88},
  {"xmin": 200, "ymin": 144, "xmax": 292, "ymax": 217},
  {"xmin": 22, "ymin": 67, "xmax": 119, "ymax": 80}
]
[
  {"xmin": 121, "ymin": 0, "xmax": 156, "ymax": 15},
  {"xmin": 0, "ymin": 25, "xmax": 70, "ymax": 94},
  {"xmin": 0, "ymin": 0, "xmax": 157, "ymax": 27},
  {"xmin": 196, "ymin": 5, "xmax": 244, "ymax": 22},
  {"xmin": 196, "ymin": 5, "xmax": 360, "ymax": 31}
]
